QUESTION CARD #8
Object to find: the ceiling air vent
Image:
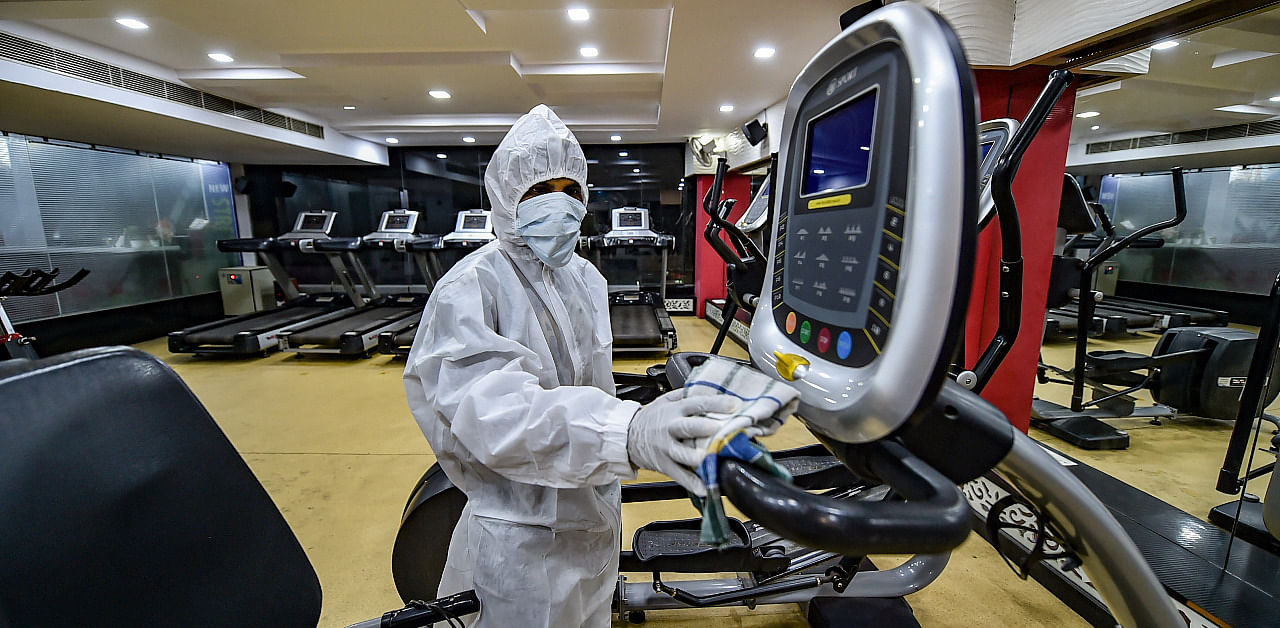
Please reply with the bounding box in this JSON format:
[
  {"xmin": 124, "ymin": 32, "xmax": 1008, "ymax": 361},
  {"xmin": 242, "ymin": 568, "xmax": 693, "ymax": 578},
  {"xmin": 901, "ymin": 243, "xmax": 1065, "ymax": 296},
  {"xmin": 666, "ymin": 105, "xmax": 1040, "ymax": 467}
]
[
  {"xmin": 1085, "ymin": 120, "xmax": 1279, "ymax": 157},
  {"xmin": 1206, "ymin": 125, "xmax": 1248, "ymax": 141},
  {"xmin": 1248, "ymin": 120, "xmax": 1280, "ymax": 137},
  {"xmin": 0, "ymin": 29, "xmax": 322, "ymax": 139},
  {"xmin": 1136, "ymin": 134, "xmax": 1171, "ymax": 149}
]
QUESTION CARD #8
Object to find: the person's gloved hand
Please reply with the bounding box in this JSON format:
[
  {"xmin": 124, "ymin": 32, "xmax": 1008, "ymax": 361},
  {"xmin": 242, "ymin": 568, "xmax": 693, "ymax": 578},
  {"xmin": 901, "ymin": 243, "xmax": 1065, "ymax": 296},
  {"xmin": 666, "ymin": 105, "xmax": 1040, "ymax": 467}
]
[{"xmin": 627, "ymin": 389, "xmax": 741, "ymax": 497}]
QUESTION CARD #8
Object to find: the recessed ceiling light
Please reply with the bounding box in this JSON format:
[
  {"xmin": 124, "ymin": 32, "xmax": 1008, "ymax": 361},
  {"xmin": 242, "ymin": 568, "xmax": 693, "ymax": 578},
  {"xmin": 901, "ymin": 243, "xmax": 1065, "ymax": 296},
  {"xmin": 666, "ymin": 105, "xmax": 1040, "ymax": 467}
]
[
  {"xmin": 580, "ymin": 46, "xmax": 599, "ymax": 58},
  {"xmin": 588, "ymin": 183, "xmax": 594, "ymax": 187},
  {"xmin": 385, "ymin": 137, "xmax": 400, "ymax": 144},
  {"xmin": 343, "ymin": 105, "xmax": 356, "ymax": 110},
  {"xmin": 1270, "ymin": 96, "xmax": 1280, "ymax": 102},
  {"xmin": 719, "ymin": 104, "xmax": 734, "ymax": 113},
  {"xmin": 1076, "ymin": 111, "xmax": 1100, "ymax": 118},
  {"xmin": 567, "ymin": 8, "xmax": 589, "ymax": 21},
  {"xmin": 207, "ymin": 52, "xmax": 234, "ymax": 63},
  {"xmin": 429, "ymin": 90, "xmax": 451, "ymax": 99},
  {"xmin": 754, "ymin": 46, "xmax": 775, "ymax": 59},
  {"xmin": 462, "ymin": 136, "xmax": 476, "ymax": 143},
  {"xmin": 115, "ymin": 18, "xmax": 149, "ymax": 30},
  {"xmin": 610, "ymin": 135, "xmax": 622, "ymax": 142},
  {"xmin": 618, "ymin": 151, "xmax": 628, "ymax": 157},
  {"xmin": 1090, "ymin": 125, "xmax": 1100, "ymax": 130},
  {"xmin": 1152, "ymin": 41, "xmax": 1179, "ymax": 50},
  {"xmin": 436, "ymin": 153, "xmax": 447, "ymax": 159},
  {"xmin": 632, "ymin": 168, "xmax": 640, "ymax": 173}
]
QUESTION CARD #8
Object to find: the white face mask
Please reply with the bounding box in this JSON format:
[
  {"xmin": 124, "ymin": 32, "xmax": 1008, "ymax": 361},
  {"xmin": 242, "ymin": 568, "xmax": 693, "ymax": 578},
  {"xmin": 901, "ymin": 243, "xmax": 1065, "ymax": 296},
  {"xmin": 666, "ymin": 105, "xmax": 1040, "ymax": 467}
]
[{"xmin": 515, "ymin": 191, "xmax": 587, "ymax": 268}]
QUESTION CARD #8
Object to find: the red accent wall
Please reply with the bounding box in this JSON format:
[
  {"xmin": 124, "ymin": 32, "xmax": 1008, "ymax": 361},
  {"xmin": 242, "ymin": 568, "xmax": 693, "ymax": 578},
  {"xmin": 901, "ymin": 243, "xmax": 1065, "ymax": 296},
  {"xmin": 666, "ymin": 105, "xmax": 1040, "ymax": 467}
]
[
  {"xmin": 965, "ymin": 67, "xmax": 1077, "ymax": 432},
  {"xmin": 694, "ymin": 173, "xmax": 753, "ymax": 317}
]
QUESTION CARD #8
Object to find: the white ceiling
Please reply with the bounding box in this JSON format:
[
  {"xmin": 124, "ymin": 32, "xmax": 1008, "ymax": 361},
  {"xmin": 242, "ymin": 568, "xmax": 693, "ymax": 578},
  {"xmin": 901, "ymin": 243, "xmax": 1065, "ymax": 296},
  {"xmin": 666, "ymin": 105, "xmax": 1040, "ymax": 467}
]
[
  {"xmin": 1071, "ymin": 6, "xmax": 1280, "ymax": 145},
  {"xmin": 0, "ymin": 0, "xmax": 854, "ymax": 153}
]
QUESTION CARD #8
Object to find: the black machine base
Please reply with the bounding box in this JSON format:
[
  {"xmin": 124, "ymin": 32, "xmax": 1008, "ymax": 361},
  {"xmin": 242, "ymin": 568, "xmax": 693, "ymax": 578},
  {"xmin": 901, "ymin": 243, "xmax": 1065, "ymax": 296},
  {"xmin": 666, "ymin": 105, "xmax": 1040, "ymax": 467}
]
[
  {"xmin": 622, "ymin": 518, "xmax": 788, "ymax": 574},
  {"xmin": 1030, "ymin": 400, "xmax": 1131, "ymax": 450},
  {"xmin": 1208, "ymin": 499, "xmax": 1280, "ymax": 556}
]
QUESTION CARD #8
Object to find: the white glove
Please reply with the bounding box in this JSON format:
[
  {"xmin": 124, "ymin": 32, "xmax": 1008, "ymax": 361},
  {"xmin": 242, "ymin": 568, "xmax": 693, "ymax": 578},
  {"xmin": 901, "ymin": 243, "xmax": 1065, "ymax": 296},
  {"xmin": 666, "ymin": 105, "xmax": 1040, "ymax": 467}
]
[{"xmin": 626, "ymin": 389, "xmax": 741, "ymax": 497}]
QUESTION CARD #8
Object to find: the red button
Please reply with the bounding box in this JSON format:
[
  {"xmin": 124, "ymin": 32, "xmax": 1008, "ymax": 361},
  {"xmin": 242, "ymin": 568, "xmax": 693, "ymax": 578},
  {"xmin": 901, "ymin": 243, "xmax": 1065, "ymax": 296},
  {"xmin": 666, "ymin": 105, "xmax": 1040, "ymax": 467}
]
[{"xmin": 817, "ymin": 327, "xmax": 832, "ymax": 353}]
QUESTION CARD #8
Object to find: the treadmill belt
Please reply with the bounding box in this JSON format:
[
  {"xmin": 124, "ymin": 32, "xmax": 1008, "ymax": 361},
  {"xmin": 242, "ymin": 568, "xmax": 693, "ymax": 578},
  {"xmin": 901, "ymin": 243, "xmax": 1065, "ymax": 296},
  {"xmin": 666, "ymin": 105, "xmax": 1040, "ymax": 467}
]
[
  {"xmin": 287, "ymin": 306, "xmax": 414, "ymax": 346},
  {"xmin": 612, "ymin": 304, "xmax": 661, "ymax": 346},
  {"xmin": 185, "ymin": 305, "xmax": 331, "ymax": 345}
]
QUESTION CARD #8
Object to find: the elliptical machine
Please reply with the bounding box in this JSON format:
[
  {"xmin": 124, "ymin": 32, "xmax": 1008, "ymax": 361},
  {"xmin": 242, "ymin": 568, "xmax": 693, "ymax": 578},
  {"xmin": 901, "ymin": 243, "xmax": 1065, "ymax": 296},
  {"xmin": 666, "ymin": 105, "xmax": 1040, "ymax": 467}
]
[{"xmin": 1033, "ymin": 171, "xmax": 1280, "ymax": 450}]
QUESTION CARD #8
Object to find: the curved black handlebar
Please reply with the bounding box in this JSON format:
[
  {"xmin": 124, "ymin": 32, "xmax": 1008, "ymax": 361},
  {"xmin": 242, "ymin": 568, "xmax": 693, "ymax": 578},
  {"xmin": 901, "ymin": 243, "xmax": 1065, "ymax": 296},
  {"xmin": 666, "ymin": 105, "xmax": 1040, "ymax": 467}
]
[
  {"xmin": 1084, "ymin": 167, "xmax": 1186, "ymax": 272},
  {"xmin": 718, "ymin": 440, "xmax": 970, "ymax": 556},
  {"xmin": 0, "ymin": 267, "xmax": 90, "ymax": 297},
  {"xmin": 967, "ymin": 70, "xmax": 1074, "ymax": 393},
  {"xmin": 702, "ymin": 158, "xmax": 766, "ymax": 266}
]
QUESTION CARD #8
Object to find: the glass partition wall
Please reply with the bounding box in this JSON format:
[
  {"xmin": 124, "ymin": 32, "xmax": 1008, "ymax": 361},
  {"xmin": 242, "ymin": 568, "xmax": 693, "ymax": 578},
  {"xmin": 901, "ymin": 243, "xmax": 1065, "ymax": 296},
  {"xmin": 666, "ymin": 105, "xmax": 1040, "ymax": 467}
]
[
  {"xmin": 1100, "ymin": 164, "xmax": 1280, "ymax": 295},
  {"xmin": 0, "ymin": 132, "xmax": 237, "ymax": 323}
]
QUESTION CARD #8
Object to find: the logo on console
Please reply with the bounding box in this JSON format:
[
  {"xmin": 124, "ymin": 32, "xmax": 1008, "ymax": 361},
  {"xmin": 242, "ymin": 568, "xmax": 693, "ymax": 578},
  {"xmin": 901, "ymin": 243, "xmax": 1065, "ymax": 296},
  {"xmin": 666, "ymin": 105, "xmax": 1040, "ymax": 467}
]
[{"xmin": 826, "ymin": 68, "xmax": 859, "ymax": 96}]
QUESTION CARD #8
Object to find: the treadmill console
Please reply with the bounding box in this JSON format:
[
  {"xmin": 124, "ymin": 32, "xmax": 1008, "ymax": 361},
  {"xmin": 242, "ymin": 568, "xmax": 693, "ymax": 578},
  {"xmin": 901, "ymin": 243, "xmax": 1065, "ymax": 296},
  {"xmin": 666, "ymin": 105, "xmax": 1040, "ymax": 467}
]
[
  {"xmin": 591, "ymin": 207, "xmax": 675, "ymax": 249},
  {"xmin": 276, "ymin": 210, "xmax": 338, "ymax": 251},
  {"xmin": 364, "ymin": 209, "xmax": 422, "ymax": 251},
  {"xmin": 748, "ymin": 3, "xmax": 977, "ymax": 443},
  {"xmin": 976, "ymin": 118, "xmax": 1018, "ymax": 227},
  {"xmin": 440, "ymin": 210, "xmax": 496, "ymax": 247}
]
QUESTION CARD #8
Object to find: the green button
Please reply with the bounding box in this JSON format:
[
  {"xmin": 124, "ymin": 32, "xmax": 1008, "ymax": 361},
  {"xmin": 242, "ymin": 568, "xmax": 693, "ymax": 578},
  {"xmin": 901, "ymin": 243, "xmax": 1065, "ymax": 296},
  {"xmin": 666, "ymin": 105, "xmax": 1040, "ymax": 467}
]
[{"xmin": 799, "ymin": 320, "xmax": 812, "ymax": 344}]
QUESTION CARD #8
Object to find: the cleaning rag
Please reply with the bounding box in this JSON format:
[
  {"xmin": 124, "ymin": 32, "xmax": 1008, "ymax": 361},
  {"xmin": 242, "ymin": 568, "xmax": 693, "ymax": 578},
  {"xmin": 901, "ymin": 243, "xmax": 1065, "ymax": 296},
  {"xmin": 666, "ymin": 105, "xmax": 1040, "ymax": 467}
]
[{"xmin": 680, "ymin": 356, "xmax": 800, "ymax": 546}]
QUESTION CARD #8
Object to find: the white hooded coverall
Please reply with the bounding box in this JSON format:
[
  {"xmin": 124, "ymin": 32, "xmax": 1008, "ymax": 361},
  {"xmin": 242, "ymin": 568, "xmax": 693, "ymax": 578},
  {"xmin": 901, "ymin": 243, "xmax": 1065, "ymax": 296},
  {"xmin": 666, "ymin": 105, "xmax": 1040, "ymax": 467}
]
[{"xmin": 404, "ymin": 105, "xmax": 639, "ymax": 627}]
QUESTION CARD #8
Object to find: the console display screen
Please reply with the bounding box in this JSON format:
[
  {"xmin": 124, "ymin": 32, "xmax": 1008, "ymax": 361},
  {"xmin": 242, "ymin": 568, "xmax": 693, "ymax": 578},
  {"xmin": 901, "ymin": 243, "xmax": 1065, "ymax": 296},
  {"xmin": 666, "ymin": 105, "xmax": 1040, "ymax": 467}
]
[
  {"xmin": 618, "ymin": 212, "xmax": 643, "ymax": 228},
  {"xmin": 299, "ymin": 213, "xmax": 328, "ymax": 230},
  {"xmin": 385, "ymin": 215, "xmax": 412, "ymax": 230},
  {"xmin": 803, "ymin": 90, "xmax": 877, "ymax": 195},
  {"xmin": 462, "ymin": 215, "xmax": 489, "ymax": 230}
]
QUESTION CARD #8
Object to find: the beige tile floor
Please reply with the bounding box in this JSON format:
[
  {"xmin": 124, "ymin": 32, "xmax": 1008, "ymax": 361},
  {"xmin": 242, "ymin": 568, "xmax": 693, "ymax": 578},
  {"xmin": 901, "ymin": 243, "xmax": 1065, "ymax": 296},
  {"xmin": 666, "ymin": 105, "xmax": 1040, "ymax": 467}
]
[{"xmin": 134, "ymin": 317, "xmax": 1275, "ymax": 627}]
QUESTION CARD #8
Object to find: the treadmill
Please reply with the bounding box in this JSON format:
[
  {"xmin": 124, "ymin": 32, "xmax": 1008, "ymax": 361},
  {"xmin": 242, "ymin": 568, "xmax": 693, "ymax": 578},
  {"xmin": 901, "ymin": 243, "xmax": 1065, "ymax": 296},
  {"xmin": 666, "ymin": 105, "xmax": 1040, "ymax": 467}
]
[
  {"xmin": 378, "ymin": 209, "xmax": 496, "ymax": 356},
  {"xmin": 582, "ymin": 207, "xmax": 678, "ymax": 354},
  {"xmin": 277, "ymin": 209, "xmax": 433, "ymax": 357},
  {"xmin": 169, "ymin": 210, "xmax": 367, "ymax": 357}
]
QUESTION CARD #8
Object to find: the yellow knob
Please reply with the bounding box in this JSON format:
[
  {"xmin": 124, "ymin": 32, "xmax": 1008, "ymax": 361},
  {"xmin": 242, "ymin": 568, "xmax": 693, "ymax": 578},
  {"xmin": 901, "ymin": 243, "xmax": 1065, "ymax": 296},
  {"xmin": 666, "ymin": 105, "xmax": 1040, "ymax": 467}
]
[{"xmin": 773, "ymin": 351, "xmax": 810, "ymax": 381}]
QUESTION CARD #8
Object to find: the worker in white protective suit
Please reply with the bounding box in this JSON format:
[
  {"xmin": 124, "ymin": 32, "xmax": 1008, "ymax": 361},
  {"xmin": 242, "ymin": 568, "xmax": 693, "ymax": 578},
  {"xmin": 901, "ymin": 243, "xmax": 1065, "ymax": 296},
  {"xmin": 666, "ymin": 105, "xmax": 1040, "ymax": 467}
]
[{"xmin": 404, "ymin": 104, "xmax": 740, "ymax": 627}]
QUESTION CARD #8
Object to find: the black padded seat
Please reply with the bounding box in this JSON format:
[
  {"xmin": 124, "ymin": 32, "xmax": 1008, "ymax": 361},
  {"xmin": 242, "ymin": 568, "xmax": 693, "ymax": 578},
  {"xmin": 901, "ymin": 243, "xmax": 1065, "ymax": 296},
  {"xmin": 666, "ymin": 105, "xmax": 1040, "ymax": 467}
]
[
  {"xmin": 611, "ymin": 303, "xmax": 662, "ymax": 346},
  {"xmin": 0, "ymin": 347, "xmax": 322, "ymax": 626},
  {"xmin": 1058, "ymin": 175, "xmax": 1099, "ymax": 235}
]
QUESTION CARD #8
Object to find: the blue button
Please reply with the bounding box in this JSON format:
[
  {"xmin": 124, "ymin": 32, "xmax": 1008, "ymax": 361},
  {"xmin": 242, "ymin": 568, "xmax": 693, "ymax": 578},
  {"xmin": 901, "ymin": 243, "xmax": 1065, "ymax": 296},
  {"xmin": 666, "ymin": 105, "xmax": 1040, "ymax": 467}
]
[{"xmin": 837, "ymin": 331, "xmax": 853, "ymax": 359}]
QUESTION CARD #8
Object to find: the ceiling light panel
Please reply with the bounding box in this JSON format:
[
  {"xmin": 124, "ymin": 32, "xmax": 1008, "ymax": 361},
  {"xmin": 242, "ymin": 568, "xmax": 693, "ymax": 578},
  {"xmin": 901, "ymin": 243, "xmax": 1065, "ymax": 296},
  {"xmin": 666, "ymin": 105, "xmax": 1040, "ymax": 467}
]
[
  {"xmin": 115, "ymin": 18, "xmax": 149, "ymax": 30},
  {"xmin": 1151, "ymin": 41, "xmax": 1179, "ymax": 50},
  {"xmin": 462, "ymin": 136, "xmax": 476, "ymax": 143},
  {"xmin": 1076, "ymin": 111, "xmax": 1100, "ymax": 118},
  {"xmin": 580, "ymin": 46, "xmax": 599, "ymax": 58},
  {"xmin": 754, "ymin": 47, "xmax": 775, "ymax": 58},
  {"xmin": 719, "ymin": 104, "xmax": 734, "ymax": 112},
  {"xmin": 386, "ymin": 137, "xmax": 399, "ymax": 144},
  {"xmin": 429, "ymin": 90, "xmax": 451, "ymax": 99},
  {"xmin": 207, "ymin": 52, "xmax": 234, "ymax": 63},
  {"xmin": 567, "ymin": 8, "xmax": 589, "ymax": 21}
]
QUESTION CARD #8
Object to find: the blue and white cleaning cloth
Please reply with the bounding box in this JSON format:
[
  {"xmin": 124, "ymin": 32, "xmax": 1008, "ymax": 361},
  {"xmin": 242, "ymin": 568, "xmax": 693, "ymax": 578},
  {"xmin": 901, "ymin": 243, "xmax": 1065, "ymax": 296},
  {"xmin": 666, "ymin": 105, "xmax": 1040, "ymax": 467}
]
[{"xmin": 681, "ymin": 356, "xmax": 800, "ymax": 546}]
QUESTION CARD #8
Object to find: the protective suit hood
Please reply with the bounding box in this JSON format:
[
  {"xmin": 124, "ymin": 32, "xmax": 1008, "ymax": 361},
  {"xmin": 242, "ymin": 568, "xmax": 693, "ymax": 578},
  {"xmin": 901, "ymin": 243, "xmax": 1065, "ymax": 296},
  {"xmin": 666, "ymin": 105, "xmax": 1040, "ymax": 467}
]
[{"xmin": 484, "ymin": 104, "xmax": 589, "ymax": 246}]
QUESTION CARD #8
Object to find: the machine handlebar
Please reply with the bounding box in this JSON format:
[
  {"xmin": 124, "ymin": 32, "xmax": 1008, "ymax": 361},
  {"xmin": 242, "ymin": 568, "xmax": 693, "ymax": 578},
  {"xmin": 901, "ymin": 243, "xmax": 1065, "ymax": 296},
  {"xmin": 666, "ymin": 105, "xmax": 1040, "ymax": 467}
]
[
  {"xmin": 718, "ymin": 440, "xmax": 970, "ymax": 556},
  {"xmin": 1085, "ymin": 167, "xmax": 1186, "ymax": 272}
]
